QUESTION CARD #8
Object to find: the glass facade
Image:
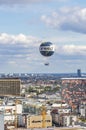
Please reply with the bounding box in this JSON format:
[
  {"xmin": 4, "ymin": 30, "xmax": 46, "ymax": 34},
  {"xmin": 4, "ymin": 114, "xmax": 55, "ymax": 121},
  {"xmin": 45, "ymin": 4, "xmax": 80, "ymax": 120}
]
[{"xmin": 0, "ymin": 78, "xmax": 21, "ymax": 96}]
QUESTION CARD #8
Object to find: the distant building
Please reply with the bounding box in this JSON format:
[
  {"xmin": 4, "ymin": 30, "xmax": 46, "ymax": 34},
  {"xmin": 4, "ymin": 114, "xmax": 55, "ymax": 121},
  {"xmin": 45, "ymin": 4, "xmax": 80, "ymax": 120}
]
[
  {"xmin": 77, "ymin": 69, "xmax": 81, "ymax": 77},
  {"xmin": 0, "ymin": 78, "xmax": 21, "ymax": 96},
  {"xmin": 80, "ymin": 102, "xmax": 86, "ymax": 118},
  {"xmin": 26, "ymin": 114, "xmax": 52, "ymax": 128},
  {"xmin": 17, "ymin": 114, "xmax": 26, "ymax": 127},
  {"xmin": 62, "ymin": 114, "xmax": 77, "ymax": 127},
  {"xmin": 61, "ymin": 78, "xmax": 86, "ymax": 109},
  {"xmin": 51, "ymin": 109, "xmax": 77, "ymax": 127},
  {"xmin": 0, "ymin": 103, "xmax": 22, "ymax": 123}
]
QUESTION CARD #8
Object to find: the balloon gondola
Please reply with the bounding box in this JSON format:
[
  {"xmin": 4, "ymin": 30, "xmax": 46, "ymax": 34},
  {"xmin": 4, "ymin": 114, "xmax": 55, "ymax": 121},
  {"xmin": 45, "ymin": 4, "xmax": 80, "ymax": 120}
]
[{"xmin": 44, "ymin": 62, "xmax": 49, "ymax": 66}]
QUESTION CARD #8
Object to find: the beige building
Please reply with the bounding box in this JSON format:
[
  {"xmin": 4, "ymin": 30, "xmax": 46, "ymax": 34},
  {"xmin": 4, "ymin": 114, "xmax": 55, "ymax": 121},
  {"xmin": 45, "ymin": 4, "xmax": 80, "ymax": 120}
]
[
  {"xmin": 0, "ymin": 78, "xmax": 21, "ymax": 96},
  {"xmin": 26, "ymin": 114, "xmax": 52, "ymax": 128}
]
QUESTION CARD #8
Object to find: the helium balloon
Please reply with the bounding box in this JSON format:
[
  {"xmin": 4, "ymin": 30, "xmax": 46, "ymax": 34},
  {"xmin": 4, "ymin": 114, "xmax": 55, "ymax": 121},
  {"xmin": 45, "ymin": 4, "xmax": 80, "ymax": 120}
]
[{"xmin": 39, "ymin": 42, "xmax": 54, "ymax": 57}]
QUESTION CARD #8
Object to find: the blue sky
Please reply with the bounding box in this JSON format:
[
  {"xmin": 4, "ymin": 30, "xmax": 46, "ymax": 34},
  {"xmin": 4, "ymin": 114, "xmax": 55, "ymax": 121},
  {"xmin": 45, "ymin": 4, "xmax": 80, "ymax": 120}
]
[{"xmin": 0, "ymin": 0, "xmax": 86, "ymax": 73}]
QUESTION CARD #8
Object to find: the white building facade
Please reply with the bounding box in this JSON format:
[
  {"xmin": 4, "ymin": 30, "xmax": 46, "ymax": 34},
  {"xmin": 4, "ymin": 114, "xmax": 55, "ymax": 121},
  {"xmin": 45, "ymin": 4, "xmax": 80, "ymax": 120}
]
[{"xmin": 0, "ymin": 113, "xmax": 4, "ymax": 130}]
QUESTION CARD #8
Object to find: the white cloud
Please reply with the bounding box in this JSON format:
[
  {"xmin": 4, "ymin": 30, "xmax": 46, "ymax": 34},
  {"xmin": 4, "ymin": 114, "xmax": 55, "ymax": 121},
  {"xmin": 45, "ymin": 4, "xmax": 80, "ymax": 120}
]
[
  {"xmin": 57, "ymin": 45, "xmax": 86, "ymax": 55},
  {"xmin": 41, "ymin": 7, "xmax": 86, "ymax": 34},
  {"xmin": 8, "ymin": 61, "xmax": 17, "ymax": 66},
  {"xmin": 0, "ymin": 33, "xmax": 40, "ymax": 64},
  {"xmin": 0, "ymin": 33, "xmax": 39, "ymax": 46},
  {"xmin": 55, "ymin": 44, "xmax": 86, "ymax": 58}
]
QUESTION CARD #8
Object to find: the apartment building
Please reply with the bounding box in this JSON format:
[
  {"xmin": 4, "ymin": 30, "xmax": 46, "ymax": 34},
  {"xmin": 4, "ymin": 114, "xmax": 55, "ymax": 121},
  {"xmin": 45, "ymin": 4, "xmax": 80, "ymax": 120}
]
[{"xmin": 26, "ymin": 114, "xmax": 52, "ymax": 128}]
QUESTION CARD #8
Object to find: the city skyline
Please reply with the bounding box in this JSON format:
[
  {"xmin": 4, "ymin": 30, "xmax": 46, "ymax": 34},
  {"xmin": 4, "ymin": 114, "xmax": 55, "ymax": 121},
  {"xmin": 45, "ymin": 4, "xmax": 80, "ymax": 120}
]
[{"xmin": 0, "ymin": 0, "xmax": 86, "ymax": 73}]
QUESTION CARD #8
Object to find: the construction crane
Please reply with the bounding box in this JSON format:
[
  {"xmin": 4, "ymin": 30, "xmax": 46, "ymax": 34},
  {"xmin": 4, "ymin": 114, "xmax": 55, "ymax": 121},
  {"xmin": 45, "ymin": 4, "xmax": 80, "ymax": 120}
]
[
  {"xmin": 41, "ymin": 105, "xmax": 47, "ymax": 128},
  {"xmin": 14, "ymin": 100, "xmax": 18, "ymax": 128},
  {"xmin": 14, "ymin": 99, "xmax": 21, "ymax": 128}
]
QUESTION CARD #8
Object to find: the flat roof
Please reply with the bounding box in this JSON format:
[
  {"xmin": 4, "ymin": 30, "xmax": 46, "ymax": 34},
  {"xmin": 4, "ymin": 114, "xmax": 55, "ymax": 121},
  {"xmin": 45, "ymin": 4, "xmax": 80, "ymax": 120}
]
[
  {"xmin": 0, "ymin": 78, "xmax": 20, "ymax": 81},
  {"xmin": 61, "ymin": 77, "xmax": 86, "ymax": 80}
]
